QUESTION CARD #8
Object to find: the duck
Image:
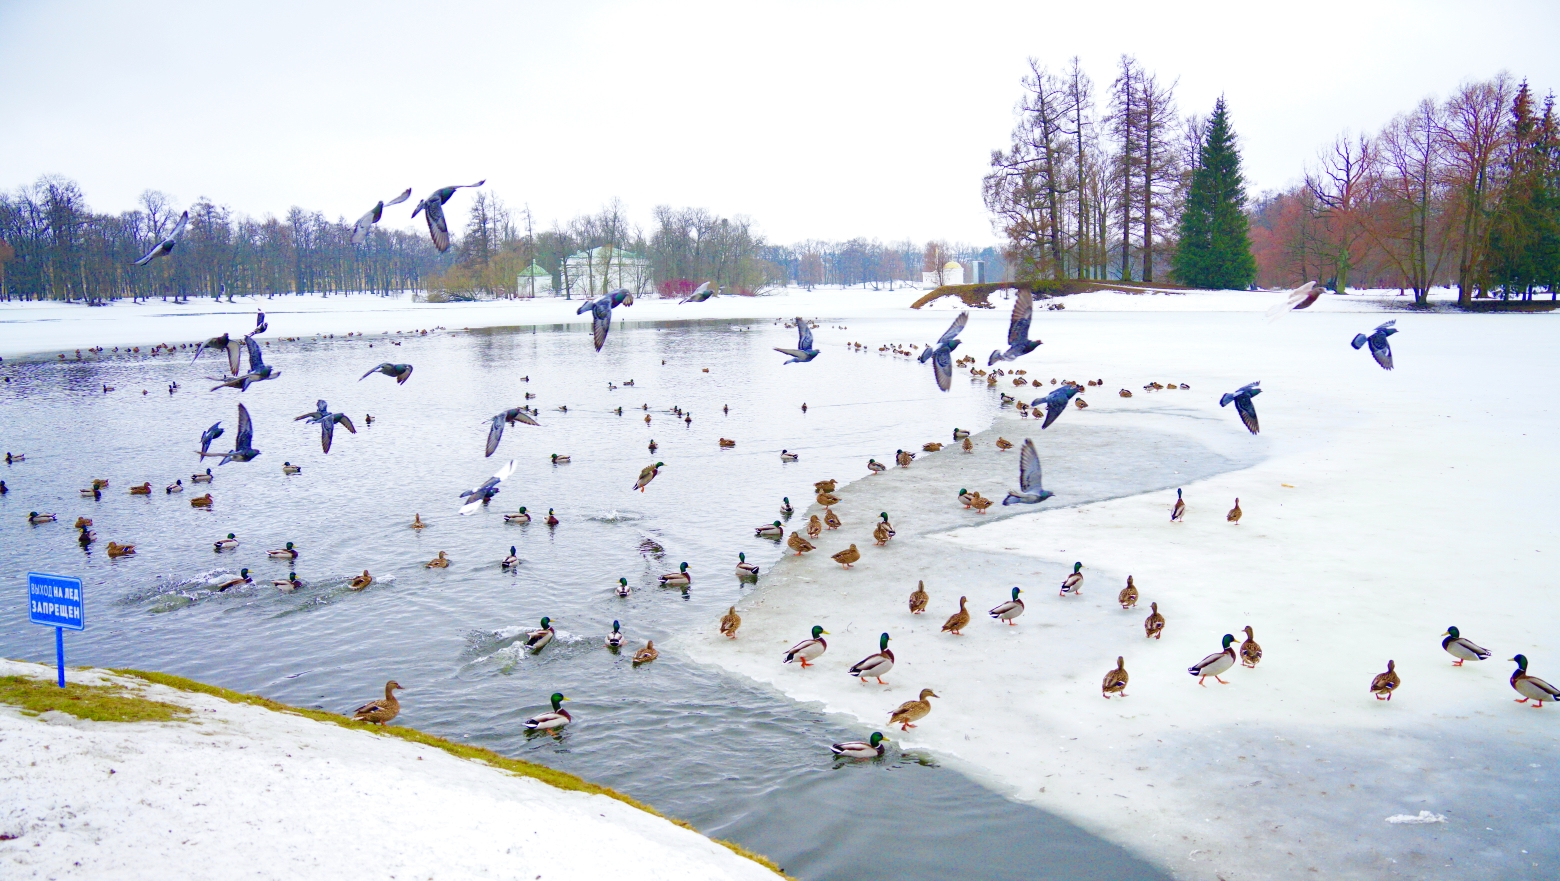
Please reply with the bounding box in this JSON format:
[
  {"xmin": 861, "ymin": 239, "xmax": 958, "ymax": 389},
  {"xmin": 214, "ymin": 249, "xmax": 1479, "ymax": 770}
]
[
  {"xmin": 615, "ymin": 577, "xmax": 631, "ymax": 597},
  {"xmin": 28, "ymin": 512, "xmax": 56, "ymax": 524},
  {"xmin": 268, "ymin": 542, "xmax": 298, "ymax": 560},
  {"xmin": 523, "ymin": 693, "xmax": 571, "ymax": 730},
  {"xmin": 831, "ymin": 544, "xmax": 860, "ymax": 569},
  {"xmin": 755, "ymin": 521, "xmax": 784, "ymax": 538},
  {"xmin": 959, "ymin": 488, "xmax": 976, "ymax": 508},
  {"xmin": 719, "ymin": 606, "xmax": 741, "ymax": 639},
  {"xmin": 633, "ymin": 461, "xmax": 663, "ymax": 492},
  {"xmin": 831, "ymin": 731, "xmax": 887, "ymax": 758},
  {"xmin": 106, "ymin": 541, "xmax": 136, "ymax": 558},
  {"xmin": 872, "ymin": 521, "xmax": 894, "ymax": 546},
  {"xmin": 352, "ymin": 681, "xmax": 403, "ymax": 726},
  {"xmin": 349, "ymin": 570, "xmax": 373, "ymax": 590},
  {"xmin": 1075, "ymin": 397, "xmax": 1089, "ymax": 409},
  {"xmin": 632, "ymin": 641, "xmax": 659, "ymax": 664},
  {"xmin": 505, "ymin": 506, "xmax": 531, "ymax": 523},
  {"xmin": 1509, "ymin": 655, "xmax": 1560, "ymax": 706},
  {"xmin": 4, "ymin": 453, "xmax": 22, "ymax": 464},
  {"xmin": 824, "ymin": 507, "xmax": 842, "ymax": 530},
  {"xmin": 814, "ymin": 479, "xmax": 837, "ymax": 494},
  {"xmin": 923, "ymin": 442, "xmax": 943, "ymax": 452},
  {"xmin": 962, "ymin": 437, "xmax": 974, "ymax": 453},
  {"xmin": 909, "ymin": 580, "xmax": 929, "ymax": 614},
  {"xmin": 806, "ymin": 515, "xmax": 823, "ymax": 538},
  {"xmin": 1171, "ymin": 488, "xmax": 1185, "ymax": 521},
  {"xmin": 129, "ymin": 482, "xmax": 152, "ymax": 495},
  {"xmin": 502, "ymin": 546, "xmax": 519, "ymax": 569},
  {"xmin": 192, "ymin": 468, "xmax": 214, "ymax": 483},
  {"xmin": 525, "ymin": 617, "xmax": 555, "ymax": 651},
  {"xmin": 647, "ymin": 439, "xmax": 657, "ymax": 452},
  {"xmin": 1102, "ymin": 657, "xmax": 1130, "ymax": 698},
  {"xmin": 214, "ymin": 533, "xmax": 239, "ymax": 551},
  {"xmin": 718, "ymin": 438, "xmax": 736, "ymax": 448},
  {"xmin": 190, "ymin": 493, "xmax": 213, "ymax": 508},
  {"xmin": 75, "ymin": 516, "xmax": 93, "ymax": 529},
  {"xmin": 942, "ymin": 596, "xmax": 971, "ymax": 635},
  {"xmin": 79, "ymin": 485, "xmax": 103, "ymax": 499},
  {"xmin": 867, "ymin": 458, "xmax": 886, "ymax": 474},
  {"xmin": 896, "ymin": 450, "xmax": 913, "ymax": 467},
  {"xmin": 779, "ymin": 497, "xmax": 795, "ymax": 516},
  {"xmin": 849, "ymin": 633, "xmax": 895, "ymax": 685},
  {"xmin": 282, "ymin": 462, "xmax": 301, "ymax": 475},
  {"xmin": 888, "ymin": 689, "xmax": 938, "ymax": 730},
  {"xmin": 410, "ymin": 513, "xmax": 426, "ymax": 530},
  {"xmin": 606, "ymin": 621, "xmax": 625, "ymax": 648},
  {"xmin": 425, "ymin": 551, "xmax": 450, "ymax": 569},
  {"xmin": 735, "ymin": 553, "xmax": 760, "ymax": 578},
  {"xmin": 213, "ymin": 569, "xmax": 252, "ymax": 591},
  {"xmin": 1239, "ymin": 625, "xmax": 1263, "ymax": 668},
  {"xmin": 165, "ymin": 479, "xmax": 184, "ymax": 494},
  {"xmin": 1370, "ymin": 660, "xmax": 1401, "ymax": 700},
  {"xmin": 78, "ymin": 525, "xmax": 96, "ymax": 544},
  {"xmin": 546, "ymin": 509, "xmax": 559, "ymax": 527},
  {"xmin": 1437, "ymin": 626, "xmax": 1490, "ymax": 666},
  {"xmin": 969, "ymin": 492, "xmax": 993, "ymax": 514},
  {"xmin": 780, "ymin": 450, "xmax": 799, "ymax": 462},
  {"xmin": 787, "ymin": 531, "xmax": 815, "ymax": 556},
  {"xmin": 1190, "ymin": 634, "xmax": 1237, "ymax": 686},
  {"xmin": 952, "ymin": 428, "xmax": 970, "ymax": 440},
  {"xmin": 273, "ymin": 571, "xmax": 303, "ymax": 592},
  {"xmin": 783, "ymin": 626, "xmax": 829, "ymax": 667},
  {"xmin": 660, "ymin": 562, "xmax": 692, "ymax": 587},
  {"xmin": 551, "ymin": 454, "xmax": 571, "ymax": 464},
  {"xmin": 1119, "ymin": 575, "xmax": 1138, "ymax": 609},
  {"xmin": 989, "ymin": 587, "xmax": 1025, "ymax": 625},
  {"xmin": 816, "ymin": 491, "xmax": 840, "ymax": 506},
  {"xmin": 1059, "ymin": 562, "xmax": 1084, "ymax": 596},
  {"xmin": 995, "ymin": 437, "xmax": 1013, "ymax": 451},
  {"xmin": 1227, "ymin": 498, "xmax": 1242, "ymax": 524}
]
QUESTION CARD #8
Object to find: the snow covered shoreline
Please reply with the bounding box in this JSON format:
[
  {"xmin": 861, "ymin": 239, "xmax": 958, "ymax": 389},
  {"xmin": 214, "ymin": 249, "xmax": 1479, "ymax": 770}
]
[
  {"xmin": 685, "ymin": 302, "xmax": 1560, "ymax": 879},
  {"xmin": 0, "ymin": 659, "xmax": 781, "ymax": 880}
]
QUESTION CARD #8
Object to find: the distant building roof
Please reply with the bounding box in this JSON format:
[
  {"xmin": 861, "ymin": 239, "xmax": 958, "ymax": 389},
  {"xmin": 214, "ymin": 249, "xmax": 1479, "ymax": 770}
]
[{"xmin": 518, "ymin": 261, "xmax": 550, "ymax": 278}]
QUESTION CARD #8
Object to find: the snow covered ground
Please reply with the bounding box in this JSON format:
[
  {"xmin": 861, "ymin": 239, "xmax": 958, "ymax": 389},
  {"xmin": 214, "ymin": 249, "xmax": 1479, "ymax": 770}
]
[
  {"xmin": 685, "ymin": 301, "xmax": 1560, "ymax": 880},
  {"xmin": 0, "ymin": 659, "xmax": 778, "ymax": 880}
]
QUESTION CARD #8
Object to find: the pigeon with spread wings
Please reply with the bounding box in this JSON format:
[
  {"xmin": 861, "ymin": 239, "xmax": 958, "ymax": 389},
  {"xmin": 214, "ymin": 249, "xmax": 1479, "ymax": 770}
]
[
  {"xmin": 411, "ymin": 182, "xmax": 485, "ymax": 252},
  {"xmin": 1219, "ymin": 382, "xmax": 1262, "ymax": 435},
  {"xmin": 919, "ymin": 311, "xmax": 967, "ymax": 391},
  {"xmin": 775, "ymin": 317, "xmax": 819, "ymax": 364},
  {"xmin": 360, "ymin": 363, "xmax": 413, "ymax": 384},
  {"xmin": 133, "ymin": 211, "xmax": 189, "ymax": 266},
  {"xmin": 199, "ymin": 403, "xmax": 260, "ymax": 465},
  {"xmin": 680, "ymin": 282, "xmax": 715, "ymax": 304},
  {"xmin": 350, "ymin": 188, "xmax": 413, "ymax": 246},
  {"xmin": 1002, "ymin": 438, "xmax": 1052, "ymax": 505},
  {"xmin": 577, "ymin": 288, "xmax": 634, "ymax": 352},
  {"xmin": 192, "ymin": 333, "xmax": 244, "ymax": 376},
  {"xmin": 1351, "ymin": 320, "xmax": 1398, "ymax": 370},
  {"xmin": 1264, "ymin": 281, "xmax": 1322, "ymax": 321},
  {"xmin": 210, "ymin": 335, "xmax": 279, "ymax": 391},
  {"xmin": 459, "ymin": 459, "xmax": 516, "ymax": 514},
  {"xmin": 486, "ymin": 407, "xmax": 540, "ymax": 457},
  {"xmin": 988, "ymin": 288, "xmax": 1041, "ymax": 365},
  {"xmin": 1031, "ymin": 384, "xmax": 1082, "ymax": 429}
]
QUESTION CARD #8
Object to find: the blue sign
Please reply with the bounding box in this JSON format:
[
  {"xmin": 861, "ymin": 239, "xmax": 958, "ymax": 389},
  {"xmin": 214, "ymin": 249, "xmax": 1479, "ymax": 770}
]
[{"xmin": 28, "ymin": 572, "xmax": 84, "ymax": 631}]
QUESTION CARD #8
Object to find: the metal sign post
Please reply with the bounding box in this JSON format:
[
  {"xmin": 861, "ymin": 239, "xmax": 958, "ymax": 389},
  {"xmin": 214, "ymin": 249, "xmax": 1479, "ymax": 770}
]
[{"xmin": 28, "ymin": 572, "xmax": 84, "ymax": 688}]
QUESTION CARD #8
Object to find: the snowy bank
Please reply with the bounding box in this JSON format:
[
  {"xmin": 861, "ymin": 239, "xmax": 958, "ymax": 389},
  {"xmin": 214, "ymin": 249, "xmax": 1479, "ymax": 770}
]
[
  {"xmin": 687, "ymin": 305, "xmax": 1560, "ymax": 880},
  {"xmin": 0, "ymin": 659, "xmax": 781, "ymax": 880}
]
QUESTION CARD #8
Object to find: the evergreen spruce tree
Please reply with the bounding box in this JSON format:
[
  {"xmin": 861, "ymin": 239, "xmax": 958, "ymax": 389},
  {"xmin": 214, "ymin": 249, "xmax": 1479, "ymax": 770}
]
[
  {"xmin": 1172, "ymin": 97, "xmax": 1256, "ymax": 289},
  {"xmin": 1487, "ymin": 82, "xmax": 1560, "ymax": 299}
]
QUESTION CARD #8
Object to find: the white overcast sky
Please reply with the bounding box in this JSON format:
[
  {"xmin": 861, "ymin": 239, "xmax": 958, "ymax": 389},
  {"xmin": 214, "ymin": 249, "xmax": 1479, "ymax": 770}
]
[{"xmin": 2, "ymin": 0, "xmax": 1556, "ymax": 245}]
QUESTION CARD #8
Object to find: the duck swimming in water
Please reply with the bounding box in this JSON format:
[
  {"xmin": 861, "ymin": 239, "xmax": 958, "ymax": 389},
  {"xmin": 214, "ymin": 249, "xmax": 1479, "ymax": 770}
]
[
  {"xmin": 214, "ymin": 533, "xmax": 239, "ymax": 551},
  {"xmin": 505, "ymin": 506, "xmax": 531, "ymax": 523},
  {"xmin": 349, "ymin": 570, "xmax": 373, "ymax": 590},
  {"xmin": 272, "ymin": 571, "xmax": 302, "ymax": 592},
  {"xmin": 525, "ymin": 617, "xmax": 555, "ymax": 651},
  {"xmin": 28, "ymin": 512, "xmax": 57, "ymax": 524},
  {"xmin": 615, "ymin": 577, "xmax": 631, "ymax": 597},
  {"xmin": 606, "ymin": 620, "xmax": 626, "ymax": 647},
  {"xmin": 660, "ymin": 562, "xmax": 692, "ymax": 587},
  {"xmin": 213, "ymin": 569, "xmax": 252, "ymax": 591},
  {"xmin": 502, "ymin": 546, "xmax": 519, "ymax": 569},
  {"xmin": 268, "ymin": 541, "xmax": 297, "ymax": 560}
]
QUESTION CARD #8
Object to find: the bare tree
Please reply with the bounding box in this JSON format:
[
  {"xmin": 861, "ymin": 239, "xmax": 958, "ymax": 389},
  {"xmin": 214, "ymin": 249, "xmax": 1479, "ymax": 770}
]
[
  {"xmin": 1306, "ymin": 134, "xmax": 1374, "ymax": 293},
  {"xmin": 1441, "ymin": 73, "xmax": 1514, "ymax": 304}
]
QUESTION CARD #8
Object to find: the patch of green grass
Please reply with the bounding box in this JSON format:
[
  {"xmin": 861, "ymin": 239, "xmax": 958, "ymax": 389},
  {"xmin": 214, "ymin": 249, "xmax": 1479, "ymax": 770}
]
[
  {"xmin": 113, "ymin": 669, "xmax": 787, "ymax": 877},
  {"xmin": 0, "ymin": 675, "xmax": 188, "ymax": 723}
]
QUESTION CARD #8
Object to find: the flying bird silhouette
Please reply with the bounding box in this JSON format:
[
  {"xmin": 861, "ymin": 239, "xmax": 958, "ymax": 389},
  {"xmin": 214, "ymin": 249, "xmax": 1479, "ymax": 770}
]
[
  {"xmin": 459, "ymin": 459, "xmax": 516, "ymax": 514},
  {"xmin": 680, "ymin": 282, "xmax": 715, "ymax": 304},
  {"xmin": 192, "ymin": 333, "xmax": 244, "ymax": 375},
  {"xmin": 1219, "ymin": 382, "xmax": 1262, "ymax": 435},
  {"xmin": 350, "ymin": 188, "xmax": 413, "ymax": 246},
  {"xmin": 294, "ymin": 399, "xmax": 329, "ymax": 423},
  {"xmin": 210, "ymin": 335, "xmax": 279, "ymax": 391},
  {"xmin": 360, "ymin": 363, "xmax": 413, "ymax": 384},
  {"xmin": 1351, "ymin": 320, "xmax": 1398, "ymax": 370},
  {"xmin": 198, "ymin": 403, "xmax": 259, "ymax": 464},
  {"xmin": 410, "ymin": 182, "xmax": 485, "ymax": 252},
  {"xmin": 919, "ymin": 311, "xmax": 968, "ymax": 391},
  {"xmin": 577, "ymin": 288, "xmax": 634, "ymax": 352},
  {"xmin": 319, "ymin": 410, "xmax": 356, "ymax": 454},
  {"xmin": 775, "ymin": 317, "xmax": 818, "ymax": 364},
  {"xmin": 988, "ymin": 288, "xmax": 1041, "ymax": 365},
  {"xmin": 198, "ymin": 421, "xmax": 225, "ymax": 457},
  {"xmin": 1032, "ymin": 384, "xmax": 1082, "ymax": 429},
  {"xmin": 1002, "ymin": 438, "xmax": 1052, "ymax": 505},
  {"xmin": 133, "ymin": 211, "xmax": 189, "ymax": 266},
  {"xmin": 486, "ymin": 407, "xmax": 540, "ymax": 457},
  {"xmin": 1264, "ymin": 281, "xmax": 1322, "ymax": 320}
]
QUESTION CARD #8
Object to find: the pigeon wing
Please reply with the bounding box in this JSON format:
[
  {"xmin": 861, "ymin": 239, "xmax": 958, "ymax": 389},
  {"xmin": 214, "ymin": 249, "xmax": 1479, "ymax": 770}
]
[
  {"xmin": 335, "ymin": 413, "xmax": 356, "ymax": 433},
  {"xmin": 245, "ymin": 335, "xmax": 265, "ymax": 370},
  {"xmin": 1235, "ymin": 397, "xmax": 1260, "ymax": 435},
  {"xmin": 937, "ymin": 311, "xmax": 969, "ymax": 347},
  {"xmin": 384, "ymin": 188, "xmax": 413, "ymax": 207},
  {"xmin": 1042, "ymin": 396, "xmax": 1065, "ymax": 429},
  {"xmin": 223, "ymin": 339, "xmax": 242, "ymax": 375},
  {"xmin": 350, "ymin": 202, "xmax": 381, "ymax": 246},
  {"xmin": 424, "ymin": 199, "xmax": 450, "ymax": 252},
  {"xmin": 592, "ymin": 307, "xmax": 609, "ymax": 352},
  {"xmin": 167, "ymin": 211, "xmax": 189, "ymax": 241},
  {"xmin": 360, "ymin": 363, "xmax": 388, "ymax": 381},
  {"xmin": 235, "ymin": 403, "xmax": 254, "ymax": 450},
  {"xmin": 1371, "ymin": 339, "xmax": 1394, "ymax": 370},
  {"xmin": 797, "ymin": 319, "xmax": 813, "ymax": 351},
  {"xmin": 485, "ymin": 415, "xmax": 505, "ymax": 457},
  {"xmin": 933, "ymin": 347, "xmax": 953, "ymax": 392},
  {"xmin": 1018, "ymin": 438, "xmax": 1041, "ymax": 492},
  {"xmin": 1008, "ymin": 288, "xmax": 1033, "ymax": 346},
  {"xmin": 321, "ymin": 418, "xmax": 335, "ymax": 454}
]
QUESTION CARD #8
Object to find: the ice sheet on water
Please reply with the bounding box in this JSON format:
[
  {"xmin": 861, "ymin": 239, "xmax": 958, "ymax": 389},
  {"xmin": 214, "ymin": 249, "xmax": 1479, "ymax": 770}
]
[{"xmin": 1385, "ymin": 811, "xmax": 1446, "ymax": 825}]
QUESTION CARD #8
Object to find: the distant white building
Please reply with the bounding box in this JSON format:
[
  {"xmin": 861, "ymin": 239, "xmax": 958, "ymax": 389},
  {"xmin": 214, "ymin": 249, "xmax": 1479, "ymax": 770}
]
[
  {"xmin": 516, "ymin": 261, "xmax": 554, "ymax": 298},
  {"xmin": 563, "ymin": 246, "xmax": 652, "ymax": 298},
  {"xmin": 922, "ymin": 260, "xmax": 965, "ymax": 287}
]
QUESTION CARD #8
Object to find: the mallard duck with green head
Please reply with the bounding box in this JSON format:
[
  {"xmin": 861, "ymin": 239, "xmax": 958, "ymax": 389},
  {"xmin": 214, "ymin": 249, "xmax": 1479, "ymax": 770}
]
[
  {"xmin": 1442, "ymin": 626, "xmax": 1490, "ymax": 666},
  {"xmin": 660, "ymin": 562, "xmax": 691, "ymax": 587},
  {"xmin": 831, "ymin": 731, "xmax": 887, "ymax": 758},
  {"xmin": 523, "ymin": 693, "xmax": 572, "ymax": 730},
  {"xmin": 755, "ymin": 521, "xmax": 784, "ymax": 538},
  {"xmin": 267, "ymin": 541, "xmax": 298, "ymax": 560},
  {"xmin": 615, "ymin": 577, "xmax": 631, "ymax": 597},
  {"xmin": 606, "ymin": 621, "xmax": 625, "ymax": 648},
  {"xmin": 1510, "ymin": 655, "xmax": 1560, "ymax": 706},
  {"xmin": 783, "ymin": 626, "xmax": 829, "ymax": 667},
  {"xmin": 1059, "ymin": 562, "xmax": 1083, "ymax": 596},
  {"xmin": 735, "ymin": 553, "xmax": 759, "ymax": 578},
  {"xmin": 848, "ymin": 633, "xmax": 894, "ymax": 684},
  {"xmin": 505, "ymin": 506, "xmax": 531, "ymax": 523},
  {"xmin": 526, "ymin": 617, "xmax": 555, "ymax": 651},
  {"xmin": 1189, "ymin": 634, "xmax": 1236, "ymax": 686},
  {"xmin": 989, "ymin": 587, "xmax": 1025, "ymax": 625}
]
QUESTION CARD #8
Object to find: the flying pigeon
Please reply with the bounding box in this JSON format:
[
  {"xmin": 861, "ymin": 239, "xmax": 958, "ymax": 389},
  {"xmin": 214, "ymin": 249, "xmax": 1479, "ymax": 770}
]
[
  {"xmin": 1219, "ymin": 382, "xmax": 1262, "ymax": 435},
  {"xmin": 988, "ymin": 288, "xmax": 1041, "ymax": 365},
  {"xmin": 1032, "ymin": 384, "xmax": 1082, "ymax": 429},
  {"xmin": 1002, "ymin": 438, "xmax": 1052, "ymax": 505},
  {"xmin": 133, "ymin": 211, "xmax": 189, "ymax": 266},
  {"xmin": 680, "ymin": 282, "xmax": 714, "ymax": 304},
  {"xmin": 775, "ymin": 317, "xmax": 818, "ymax": 364},
  {"xmin": 360, "ymin": 363, "xmax": 413, "ymax": 384},
  {"xmin": 410, "ymin": 181, "xmax": 485, "ymax": 252},
  {"xmin": 459, "ymin": 459, "xmax": 516, "ymax": 515},
  {"xmin": 1351, "ymin": 320, "xmax": 1397, "ymax": 370},
  {"xmin": 577, "ymin": 288, "xmax": 634, "ymax": 352},
  {"xmin": 198, "ymin": 421, "xmax": 225, "ymax": 457},
  {"xmin": 350, "ymin": 188, "xmax": 413, "ymax": 246},
  {"xmin": 486, "ymin": 407, "xmax": 540, "ymax": 457},
  {"xmin": 294, "ymin": 400, "xmax": 329, "ymax": 423},
  {"xmin": 319, "ymin": 411, "xmax": 356, "ymax": 454},
  {"xmin": 198, "ymin": 403, "xmax": 259, "ymax": 465},
  {"xmin": 210, "ymin": 335, "xmax": 279, "ymax": 391},
  {"xmin": 192, "ymin": 333, "xmax": 244, "ymax": 376},
  {"xmin": 918, "ymin": 311, "xmax": 968, "ymax": 391},
  {"xmin": 1264, "ymin": 281, "xmax": 1322, "ymax": 320}
]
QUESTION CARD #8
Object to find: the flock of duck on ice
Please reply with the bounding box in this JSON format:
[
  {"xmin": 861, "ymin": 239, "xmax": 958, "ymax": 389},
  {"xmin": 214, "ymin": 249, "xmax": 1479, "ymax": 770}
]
[{"xmin": 4, "ymin": 277, "xmax": 1555, "ymax": 759}]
